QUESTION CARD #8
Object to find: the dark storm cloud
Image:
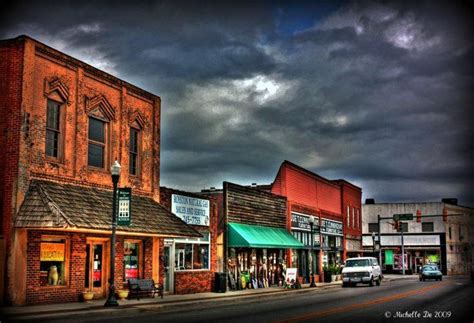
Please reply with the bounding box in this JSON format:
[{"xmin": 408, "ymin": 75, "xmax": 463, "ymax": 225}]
[{"xmin": 1, "ymin": 0, "xmax": 472, "ymax": 204}]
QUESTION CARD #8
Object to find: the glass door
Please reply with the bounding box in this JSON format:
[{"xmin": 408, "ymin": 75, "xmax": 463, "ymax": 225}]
[
  {"xmin": 163, "ymin": 241, "xmax": 174, "ymax": 293},
  {"xmin": 85, "ymin": 241, "xmax": 107, "ymax": 298}
]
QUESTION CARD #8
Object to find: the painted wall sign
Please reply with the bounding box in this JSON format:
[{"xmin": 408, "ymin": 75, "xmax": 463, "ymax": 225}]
[
  {"xmin": 291, "ymin": 212, "xmax": 319, "ymax": 232},
  {"xmin": 117, "ymin": 188, "xmax": 132, "ymax": 226},
  {"xmin": 320, "ymin": 219, "xmax": 343, "ymax": 236},
  {"xmin": 172, "ymin": 194, "xmax": 210, "ymax": 226},
  {"xmin": 40, "ymin": 243, "xmax": 65, "ymax": 261}
]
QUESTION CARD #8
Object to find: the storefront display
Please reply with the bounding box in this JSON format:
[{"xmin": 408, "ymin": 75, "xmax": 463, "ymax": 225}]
[
  {"xmin": 40, "ymin": 238, "xmax": 67, "ymax": 286},
  {"xmin": 228, "ymin": 248, "xmax": 287, "ymax": 289},
  {"xmin": 124, "ymin": 241, "xmax": 140, "ymax": 280}
]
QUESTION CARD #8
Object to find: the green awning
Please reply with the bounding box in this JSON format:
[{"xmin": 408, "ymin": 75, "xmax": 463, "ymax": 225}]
[{"xmin": 228, "ymin": 222, "xmax": 304, "ymax": 249}]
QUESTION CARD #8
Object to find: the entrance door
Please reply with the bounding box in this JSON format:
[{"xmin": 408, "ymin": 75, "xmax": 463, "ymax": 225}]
[
  {"xmin": 85, "ymin": 241, "xmax": 107, "ymax": 298},
  {"xmin": 163, "ymin": 241, "xmax": 174, "ymax": 293}
]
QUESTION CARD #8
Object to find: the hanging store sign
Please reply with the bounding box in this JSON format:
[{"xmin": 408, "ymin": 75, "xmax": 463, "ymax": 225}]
[
  {"xmin": 320, "ymin": 219, "xmax": 343, "ymax": 236},
  {"xmin": 40, "ymin": 243, "xmax": 65, "ymax": 261},
  {"xmin": 172, "ymin": 194, "xmax": 210, "ymax": 226},
  {"xmin": 117, "ymin": 188, "xmax": 132, "ymax": 226},
  {"xmin": 291, "ymin": 213, "xmax": 319, "ymax": 232}
]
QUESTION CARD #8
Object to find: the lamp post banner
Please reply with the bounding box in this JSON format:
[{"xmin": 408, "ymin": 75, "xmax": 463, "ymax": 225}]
[{"xmin": 117, "ymin": 188, "xmax": 132, "ymax": 226}]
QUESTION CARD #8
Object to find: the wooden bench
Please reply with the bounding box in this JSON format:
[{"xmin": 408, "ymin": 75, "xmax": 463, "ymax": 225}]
[{"xmin": 128, "ymin": 278, "xmax": 163, "ymax": 300}]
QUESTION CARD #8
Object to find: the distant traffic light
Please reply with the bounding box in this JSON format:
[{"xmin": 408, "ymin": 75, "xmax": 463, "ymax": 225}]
[
  {"xmin": 416, "ymin": 209, "xmax": 422, "ymax": 222},
  {"xmin": 443, "ymin": 207, "xmax": 448, "ymax": 222}
]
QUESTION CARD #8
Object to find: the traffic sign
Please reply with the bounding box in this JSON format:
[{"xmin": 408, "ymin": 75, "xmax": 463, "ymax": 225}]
[{"xmin": 393, "ymin": 213, "xmax": 413, "ymax": 221}]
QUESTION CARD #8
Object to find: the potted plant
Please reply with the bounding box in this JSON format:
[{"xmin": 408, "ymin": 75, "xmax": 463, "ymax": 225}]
[
  {"xmin": 82, "ymin": 290, "xmax": 94, "ymax": 302},
  {"xmin": 329, "ymin": 264, "xmax": 338, "ymax": 282},
  {"xmin": 335, "ymin": 265, "xmax": 342, "ymax": 281},
  {"xmin": 116, "ymin": 289, "xmax": 129, "ymax": 300}
]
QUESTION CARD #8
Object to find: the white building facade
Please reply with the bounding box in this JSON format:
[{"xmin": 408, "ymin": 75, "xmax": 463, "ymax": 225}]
[{"xmin": 362, "ymin": 200, "xmax": 474, "ymax": 275}]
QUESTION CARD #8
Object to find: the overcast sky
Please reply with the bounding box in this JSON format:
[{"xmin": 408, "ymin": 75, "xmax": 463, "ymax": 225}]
[{"xmin": 1, "ymin": 1, "xmax": 473, "ymax": 205}]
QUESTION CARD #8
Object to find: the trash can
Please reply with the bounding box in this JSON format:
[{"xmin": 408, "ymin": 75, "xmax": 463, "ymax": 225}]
[{"xmin": 214, "ymin": 272, "xmax": 227, "ymax": 293}]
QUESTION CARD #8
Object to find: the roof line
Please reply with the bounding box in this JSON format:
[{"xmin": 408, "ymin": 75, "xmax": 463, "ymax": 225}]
[{"xmin": 35, "ymin": 181, "xmax": 75, "ymax": 227}]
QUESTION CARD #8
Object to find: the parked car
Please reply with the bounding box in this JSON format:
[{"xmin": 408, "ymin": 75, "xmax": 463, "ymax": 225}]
[
  {"xmin": 419, "ymin": 264, "xmax": 442, "ymax": 281},
  {"xmin": 341, "ymin": 257, "xmax": 382, "ymax": 287}
]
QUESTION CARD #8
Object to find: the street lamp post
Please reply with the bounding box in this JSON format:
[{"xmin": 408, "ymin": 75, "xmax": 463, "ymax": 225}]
[
  {"xmin": 309, "ymin": 216, "xmax": 316, "ymax": 287},
  {"xmin": 104, "ymin": 160, "xmax": 121, "ymax": 307}
]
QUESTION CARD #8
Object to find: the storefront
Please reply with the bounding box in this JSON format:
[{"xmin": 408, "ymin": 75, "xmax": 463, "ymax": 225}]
[
  {"xmin": 320, "ymin": 219, "xmax": 344, "ymax": 267},
  {"xmin": 290, "ymin": 212, "xmax": 319, "ymax": 283},
  {"xmin": 363, "ymin": 233, "xmax": 446, "ymax": 275},
  {"xmin": 227, "ymin": 223, "xmax": 303, "ymax": 288},
  {"xmin": 160, "ymin": 189, "xmax": 217, "ymax": 294},
  {"xmin": 13, "ymin": 180, "xmax": 200, "ymax": 305}
]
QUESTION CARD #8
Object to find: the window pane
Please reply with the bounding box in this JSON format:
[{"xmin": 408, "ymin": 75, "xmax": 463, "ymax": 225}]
[
  {"xmin": 46, "ymin": 130, "xmax": 59, "ymax": 157},
  {"xmin": 192, "ymin": 244, "xmax": 209, "ymax": 269},
  {"xmin": 123, "ymin": 242, "xmax": 139, "ymax": 280},
  {"xmin": 368, "ymin": 223, "xmax": 379, "ymax": 233},
  {"xmin": 422, "ymin": 222, "xmax": 434, "ymax": 232},
  {"xmin": 47, "ymin": 100, "xmax": 60, "ymax": 130},
  {"xmin": 88, "ymin": 118, "xmax": 105, "ymax": 143},
  {"xmin": 88, "ymin": 143, "xmax": 104, "ymax": 168},
  {"xmin": 40, "ymin": 240, "xmax": 66, "ymax": 286},
  {"xmin": 130, "ymin": 153, "xmax": 137, "ymax": 175},
  {"xmin": 130, "ymin": 128, "xmax": 138, "ymax": 153}
]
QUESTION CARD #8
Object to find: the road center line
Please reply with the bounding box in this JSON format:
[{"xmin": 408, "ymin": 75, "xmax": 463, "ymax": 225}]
[{"xmin": 278, "ymin": 282, "xmax": 450, "ymax": 322}]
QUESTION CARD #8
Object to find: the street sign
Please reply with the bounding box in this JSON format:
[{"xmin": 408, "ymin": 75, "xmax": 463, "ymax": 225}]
[
  {"xmin": 117, "ymin": 188, "xmax": 131, "ymax": 226},
  {"xmin": 393, "ymin": 213, "xmax": 413, "ymax": 221}
]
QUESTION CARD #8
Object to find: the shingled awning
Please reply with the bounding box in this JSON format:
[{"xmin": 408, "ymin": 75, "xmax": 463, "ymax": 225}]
[{"xmin": 15, "ymin": 180, "xmax": 201, "ymax": 238}]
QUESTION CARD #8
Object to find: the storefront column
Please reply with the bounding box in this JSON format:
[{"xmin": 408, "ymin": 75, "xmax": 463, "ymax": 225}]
[{"xmin": 152, "ymin": 237, "xmax": 159, "ymax": 283}]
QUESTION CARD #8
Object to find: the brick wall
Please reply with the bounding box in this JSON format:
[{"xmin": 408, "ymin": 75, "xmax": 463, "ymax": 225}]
[
  {"xmin": 25, "ymin": 230, "xmax": 153, "ymax": 305},
  {"xmin": 0, "ymin": 38, "xmax": 23, "ymax": 250}
]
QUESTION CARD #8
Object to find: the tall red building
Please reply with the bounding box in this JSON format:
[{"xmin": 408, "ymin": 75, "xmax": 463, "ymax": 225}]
[{"xmin": 271, "ymin": 161, "xmax": 362, "ymax": 282}]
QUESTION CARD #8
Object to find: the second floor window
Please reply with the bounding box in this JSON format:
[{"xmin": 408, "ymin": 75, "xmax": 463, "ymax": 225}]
[
  {"xmin": 46, "ymin": 100, "xmax": 62, "ymax": 158},
  {"xmin": 368, "ymin": 223, "xmax": 379, "ymax": 233},
  {"xmin": 347, "ymin": 206, "xmax": 350, "ymax": 227},
  {"xmin": 88, "ymin": 117, "xmax": 106, "ymax": 168},
  {"xmin": 129, "ymin": 127, "xmax": 140, "ymax": 176},
  {"xmin": 422, "ymin": 222, "xmax": 434, "ymax": 232}
]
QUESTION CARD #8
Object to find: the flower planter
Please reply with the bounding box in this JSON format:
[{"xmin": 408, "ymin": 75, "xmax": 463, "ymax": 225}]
[
  {"xmin": 314, "ymin": 274, "xmax": 320, "ymax": 283},
  {"xmin": 336, "ymin": 274, "xmax": 342, "ymax": 281},
  {"xmin": 116, "ymin": 290, "xmax": 129, "ymax": 300},
  {"xmin": 331, "ymin": 274, "xmax": 336, "ymax": 282},
  {"xmin": 82, "ymin": 291, "xmax": 94, "ymax": 302}
]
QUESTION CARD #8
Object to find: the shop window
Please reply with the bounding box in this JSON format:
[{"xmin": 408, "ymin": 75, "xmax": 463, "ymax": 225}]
[
  {"xmin": 123, "ymin": 241, "xmax": 142, "ymax": 280},
  {"xmin": 175, "ymin": 233, "xmax": 210, "ymax": 270},
  {"xmin": 129, "ymin": 127, "xmax": 140, "ymax": 176},
  {"xmin": 88, "ymin": 117, "xmax": 107, "ymax": 168},
  {"xmin": 368, "ymin": 223, "xmax": 379, "ymax": 233},
  {"xmin": 40, "ymin": 237, "xmax": 68, "ymax": 286},
  {"xmin": 45, "ymin": 99, "xmax": 63, "ymax": 159},
  {"xmin": 422, "ymin": 222, "xmax": 434, "ymax": 232}
]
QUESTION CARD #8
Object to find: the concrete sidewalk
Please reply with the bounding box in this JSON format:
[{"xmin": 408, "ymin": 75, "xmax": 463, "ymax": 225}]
[{"xmin": 1, "ymin": 281, "xmax": 343, "ymax": 320}]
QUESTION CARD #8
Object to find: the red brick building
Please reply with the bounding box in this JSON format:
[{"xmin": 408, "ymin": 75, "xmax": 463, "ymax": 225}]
[
  {"xmin": 271, "ymin": 161, "xmax": 362, "ymax": 282},
  {"xmin": 0, "ymin": 35, "xmax": 198, "ymax": 305},
  {"xmin": 160, "ymin": 187, "xmax": 218, "ymax": 294}
]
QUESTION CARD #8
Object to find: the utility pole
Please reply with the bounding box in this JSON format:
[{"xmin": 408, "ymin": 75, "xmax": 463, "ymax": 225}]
[
  {"xmin": 400, "ymin": 222, "xmax": 405, "ymax": 275},
  {"xmin": 377, "ymin": 214, "xmax": 382, "ymax": 268}
]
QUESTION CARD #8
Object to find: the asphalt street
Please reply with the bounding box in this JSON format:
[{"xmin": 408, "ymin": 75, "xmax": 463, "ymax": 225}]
[{"xmin": 19, "ymin": 276, "xmax": 474, "ymax": 323}]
